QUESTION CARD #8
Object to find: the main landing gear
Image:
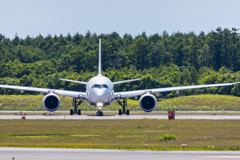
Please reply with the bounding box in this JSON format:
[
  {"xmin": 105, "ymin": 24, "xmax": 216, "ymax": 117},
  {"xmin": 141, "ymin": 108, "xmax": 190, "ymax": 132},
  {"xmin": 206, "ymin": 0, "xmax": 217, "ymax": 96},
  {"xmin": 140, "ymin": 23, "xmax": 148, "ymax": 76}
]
[
  {"xmin": 70, "ymin": 98, "xmax": 83, "ymax": 115},
  {"xmin": 117, "ymin": 98, "xmax": 130, "ymax": 115}
]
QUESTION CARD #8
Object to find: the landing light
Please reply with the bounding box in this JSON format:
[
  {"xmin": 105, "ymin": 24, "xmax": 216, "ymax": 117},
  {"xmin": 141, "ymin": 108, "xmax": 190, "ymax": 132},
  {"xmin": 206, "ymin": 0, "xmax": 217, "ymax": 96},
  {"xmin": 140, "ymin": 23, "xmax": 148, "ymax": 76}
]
[{"xmin": 97, "ymin": 102, "xmax": 103, "ymax": 108}]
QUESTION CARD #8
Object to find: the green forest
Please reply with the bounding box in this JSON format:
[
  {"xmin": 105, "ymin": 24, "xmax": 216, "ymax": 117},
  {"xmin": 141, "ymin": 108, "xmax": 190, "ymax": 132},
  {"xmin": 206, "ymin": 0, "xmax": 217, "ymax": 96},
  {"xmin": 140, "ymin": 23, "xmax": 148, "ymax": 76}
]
[{"xmin": 1, "ymin": 27, "xmax": 240, "ymax": 98}]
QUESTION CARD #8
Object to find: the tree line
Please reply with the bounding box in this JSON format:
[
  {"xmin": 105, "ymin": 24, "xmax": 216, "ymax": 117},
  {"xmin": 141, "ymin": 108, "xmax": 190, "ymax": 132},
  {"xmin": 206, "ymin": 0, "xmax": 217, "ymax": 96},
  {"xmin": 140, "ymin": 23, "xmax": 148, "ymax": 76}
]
[{"xmin": 0, "ymin": 28, "xmax": 240, "ymax": 97}]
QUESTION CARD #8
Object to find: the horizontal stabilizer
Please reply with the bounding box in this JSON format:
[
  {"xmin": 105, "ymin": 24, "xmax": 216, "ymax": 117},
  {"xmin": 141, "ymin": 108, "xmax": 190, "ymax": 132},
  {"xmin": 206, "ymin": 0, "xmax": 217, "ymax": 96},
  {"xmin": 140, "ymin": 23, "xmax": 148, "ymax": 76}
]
[
  {"xmin": 59, "ymin": 78, "xmax": 88, "ymax": 85},
  {"xmin": 113, "ymin": 78, "xmax": 141, "ymax": 85}
]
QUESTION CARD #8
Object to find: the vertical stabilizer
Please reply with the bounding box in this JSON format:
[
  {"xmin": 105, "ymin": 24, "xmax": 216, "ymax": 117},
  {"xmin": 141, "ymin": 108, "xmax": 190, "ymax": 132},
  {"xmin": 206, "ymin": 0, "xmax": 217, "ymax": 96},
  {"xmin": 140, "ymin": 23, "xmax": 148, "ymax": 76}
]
[{"xmin": 98, "ymin": 39, "xmax": 102, "ymax": 75}]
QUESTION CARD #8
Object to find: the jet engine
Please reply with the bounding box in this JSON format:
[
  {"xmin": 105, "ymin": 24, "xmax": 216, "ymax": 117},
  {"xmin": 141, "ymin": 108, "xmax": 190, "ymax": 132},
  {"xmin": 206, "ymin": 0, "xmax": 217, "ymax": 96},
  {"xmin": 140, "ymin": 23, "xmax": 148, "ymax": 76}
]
[
  {"xmin": 139, "ymin": 94, "xmax": 157, "ymax": 112},
  {"xmin": 43, "ymin": 93, "xmax": 60, "ymax": 112}
]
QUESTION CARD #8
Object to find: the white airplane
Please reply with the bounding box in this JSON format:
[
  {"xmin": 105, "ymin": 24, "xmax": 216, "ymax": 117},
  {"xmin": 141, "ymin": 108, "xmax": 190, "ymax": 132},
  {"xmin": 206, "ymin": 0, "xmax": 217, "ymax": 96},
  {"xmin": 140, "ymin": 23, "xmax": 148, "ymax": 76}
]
[{"xmin": 0, "ymin": 39, "xmax": 239, "ymax": 116}]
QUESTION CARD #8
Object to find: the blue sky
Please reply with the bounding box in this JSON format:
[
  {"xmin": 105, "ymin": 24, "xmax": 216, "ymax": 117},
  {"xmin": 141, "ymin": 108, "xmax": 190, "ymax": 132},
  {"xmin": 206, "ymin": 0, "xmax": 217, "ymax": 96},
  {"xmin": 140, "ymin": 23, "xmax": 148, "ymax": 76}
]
[{"xmin": 0, "ymin": 0, "xmax": 239, "ymax": 39}]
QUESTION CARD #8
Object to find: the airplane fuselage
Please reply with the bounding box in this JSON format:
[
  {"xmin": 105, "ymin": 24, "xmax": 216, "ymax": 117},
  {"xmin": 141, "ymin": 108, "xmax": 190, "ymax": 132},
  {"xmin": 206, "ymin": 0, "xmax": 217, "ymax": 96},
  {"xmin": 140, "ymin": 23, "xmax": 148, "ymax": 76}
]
[{"xmin": 86, "ymin": 74, "xmax": 114, "ymax": 108}]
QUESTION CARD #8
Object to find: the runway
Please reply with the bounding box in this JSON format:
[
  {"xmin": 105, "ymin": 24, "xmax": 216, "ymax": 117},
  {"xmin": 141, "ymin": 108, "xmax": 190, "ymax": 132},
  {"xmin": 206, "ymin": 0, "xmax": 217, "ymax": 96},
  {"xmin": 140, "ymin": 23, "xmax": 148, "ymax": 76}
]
[
  {"xmin": 1, "ymin": 148, "xmax": 240, "ymax": 160},
  {"xmin": 0, "ymin": 114, "xmax": 240, "ymax": 120}
]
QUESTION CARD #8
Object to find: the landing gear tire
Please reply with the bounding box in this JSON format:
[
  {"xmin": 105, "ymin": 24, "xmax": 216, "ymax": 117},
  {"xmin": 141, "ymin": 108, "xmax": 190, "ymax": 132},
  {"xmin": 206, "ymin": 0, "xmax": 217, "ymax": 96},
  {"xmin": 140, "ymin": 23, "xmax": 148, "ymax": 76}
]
[
  {"xmin": 117, "ymin": 99, "xmax": 130, "ymax": 115},
  {"xmin": 70, "ymin": 98, "xmax": 83, "ymax": 115},
  {"xmin": 70, "ymin": 109, "xmax": 73, "ymax": 115},
  {"xmin": 78, "ymin": 109, "xmax": 81, "ymax": 115},
  {"xmin": 96, "ymin": 111, "xmax": 103, "ymax": 116}
]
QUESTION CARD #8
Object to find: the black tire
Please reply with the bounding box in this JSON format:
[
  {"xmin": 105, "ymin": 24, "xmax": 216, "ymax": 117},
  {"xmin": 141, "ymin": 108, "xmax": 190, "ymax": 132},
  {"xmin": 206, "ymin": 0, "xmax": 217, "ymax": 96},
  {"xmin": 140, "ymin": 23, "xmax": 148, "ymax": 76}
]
[
  {"xmin": 126, "ymin": 110, "xmax": 130, "ymax": 115},
  {"xmin": 119, "ymin": 109, "xmax": 122, "ymax": 115},
  {"xmin": 70, "ymin": 109, "xmax": 73, "ymax": 115},
  {"xmin": 96, "ymin": 111, "xmax": 103, "ymax": 116},
  {"xmin": 78, "ymin": 109, "xmax": 81, "ymax": 115},
  {"xmin": 96, "ymin": 111, "xmax": 100, "ymax": 116}
]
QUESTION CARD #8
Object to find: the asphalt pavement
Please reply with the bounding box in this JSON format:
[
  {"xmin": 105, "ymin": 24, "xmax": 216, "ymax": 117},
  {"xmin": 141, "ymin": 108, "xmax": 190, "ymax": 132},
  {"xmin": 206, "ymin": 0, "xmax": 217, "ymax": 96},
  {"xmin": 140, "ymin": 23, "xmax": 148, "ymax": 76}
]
[
  {"xmin": 1, "ymin": 148, "xmax": 240, "ymax": 160},
  {"xmin": 0, "ymin": 114, "xmax": 240, "ymax": 120}
]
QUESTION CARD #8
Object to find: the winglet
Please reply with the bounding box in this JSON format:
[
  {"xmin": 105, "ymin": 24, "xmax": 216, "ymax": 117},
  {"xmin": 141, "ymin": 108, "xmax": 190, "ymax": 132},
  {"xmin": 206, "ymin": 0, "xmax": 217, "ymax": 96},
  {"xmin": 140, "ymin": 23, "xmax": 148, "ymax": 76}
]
[{"xmin": 98, "ymin": 39, "xmax": 102, "ymax": 75}]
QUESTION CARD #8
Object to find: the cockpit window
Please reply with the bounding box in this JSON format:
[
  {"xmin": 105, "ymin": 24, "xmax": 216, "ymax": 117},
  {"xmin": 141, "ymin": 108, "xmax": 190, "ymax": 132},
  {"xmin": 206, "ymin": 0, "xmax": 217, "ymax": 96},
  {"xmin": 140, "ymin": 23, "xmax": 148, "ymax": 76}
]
[
  {"xmin": 92, "ymin": 84, "xmax": 108, "ymax": 89},
  {"xmin": 103, "ymin": 84, "xmax": 108, "ymax": 88}
]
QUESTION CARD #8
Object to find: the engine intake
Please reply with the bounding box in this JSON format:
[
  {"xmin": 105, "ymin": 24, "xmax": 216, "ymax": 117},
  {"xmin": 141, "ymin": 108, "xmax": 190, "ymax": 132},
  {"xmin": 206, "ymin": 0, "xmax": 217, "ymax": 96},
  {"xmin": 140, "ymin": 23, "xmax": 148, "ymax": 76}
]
[
  {"xmin": 139, "ymin": 94, "xmax": 157, "ymax": 112},
  {"xmin": 43, "ymin": 94, "xmax": 60, "ymax": 112}
]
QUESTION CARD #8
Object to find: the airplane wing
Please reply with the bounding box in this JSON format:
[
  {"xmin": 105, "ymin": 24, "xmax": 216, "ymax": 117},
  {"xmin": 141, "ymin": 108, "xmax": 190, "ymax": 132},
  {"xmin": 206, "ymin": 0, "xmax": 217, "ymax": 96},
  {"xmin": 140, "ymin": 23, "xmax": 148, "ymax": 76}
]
[
  {"xmin": 113, "ymin": 78, "xmax": 141, "ymax": 85},
  {"xmin": 59, "ymin": 78, "xmax": 88, "ymax": 85},
  {"xmin": 0, "ymin": 84, "xmax": 87, "ymax": 99},
  {"xmin": 113, "ymin": 82, "xmax": 240, "ymax": 99}
]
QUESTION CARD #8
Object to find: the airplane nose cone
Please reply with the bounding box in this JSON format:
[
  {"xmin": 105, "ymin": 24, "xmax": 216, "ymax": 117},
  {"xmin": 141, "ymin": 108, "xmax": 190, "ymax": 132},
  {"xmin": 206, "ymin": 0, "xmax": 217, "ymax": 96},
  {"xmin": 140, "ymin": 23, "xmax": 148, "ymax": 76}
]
[{"xmin": 95, "ymin": 89, "xmax": 106, "ymax": 96}]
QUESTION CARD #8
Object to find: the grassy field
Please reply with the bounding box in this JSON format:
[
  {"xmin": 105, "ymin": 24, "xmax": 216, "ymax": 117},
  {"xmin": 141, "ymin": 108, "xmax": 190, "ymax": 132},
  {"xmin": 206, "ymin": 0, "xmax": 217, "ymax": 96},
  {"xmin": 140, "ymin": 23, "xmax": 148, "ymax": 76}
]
[
  {"xmin": 158, "ymin": 94, "xmax": 240, "ymax": 111},
  {"xmin": 0, "ymin": 119, "xmax": 239, "ymax": 151},
  {"xmin": 0, "ymin": 94, "xmax": 240, "ymax": 111}
]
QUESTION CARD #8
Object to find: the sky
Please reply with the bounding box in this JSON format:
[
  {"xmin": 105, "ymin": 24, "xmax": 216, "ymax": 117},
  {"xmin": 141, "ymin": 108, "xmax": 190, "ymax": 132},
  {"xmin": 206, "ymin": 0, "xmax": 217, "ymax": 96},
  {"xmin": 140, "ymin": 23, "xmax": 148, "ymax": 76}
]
[{"xmin": 0, "ymin": 0, "xmax": 240, "ymax": 39}]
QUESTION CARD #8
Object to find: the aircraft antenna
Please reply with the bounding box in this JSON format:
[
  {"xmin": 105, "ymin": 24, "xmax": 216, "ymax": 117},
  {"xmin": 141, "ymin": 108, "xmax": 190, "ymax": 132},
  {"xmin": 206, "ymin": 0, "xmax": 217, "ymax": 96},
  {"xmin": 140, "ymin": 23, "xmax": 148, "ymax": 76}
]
[{"xmin": 98, "ymin": 39, "xmax": 102, "ymax": 75}]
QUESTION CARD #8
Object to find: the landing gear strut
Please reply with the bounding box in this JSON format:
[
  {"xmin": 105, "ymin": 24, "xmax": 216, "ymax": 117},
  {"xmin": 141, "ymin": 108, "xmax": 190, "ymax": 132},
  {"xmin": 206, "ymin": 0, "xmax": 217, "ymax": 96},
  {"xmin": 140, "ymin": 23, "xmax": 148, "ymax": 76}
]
[
  {"xmin": 117, "ymin": 98, "xmax": 130, "ymax": 115},
  {"xmin": 70, "ymin": 98, "xmax": 83, "ymax": 115}
]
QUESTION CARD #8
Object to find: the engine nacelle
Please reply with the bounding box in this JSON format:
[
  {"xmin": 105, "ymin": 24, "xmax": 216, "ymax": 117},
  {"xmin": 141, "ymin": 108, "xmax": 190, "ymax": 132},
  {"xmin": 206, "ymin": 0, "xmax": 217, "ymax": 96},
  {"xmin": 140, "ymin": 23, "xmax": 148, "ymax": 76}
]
[
  {"xmin": 139, "ymin": 94, "xmax": 157, "ymax": 112},
  {"xmin": 43, "ymin": 93, "xmax": 60, "ymax": 112}
]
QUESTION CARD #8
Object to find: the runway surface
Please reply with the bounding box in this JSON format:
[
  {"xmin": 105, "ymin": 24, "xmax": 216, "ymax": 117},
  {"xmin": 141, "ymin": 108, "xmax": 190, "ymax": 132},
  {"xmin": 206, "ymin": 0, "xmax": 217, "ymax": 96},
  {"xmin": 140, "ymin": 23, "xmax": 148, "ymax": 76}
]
[
  {"xmin": 0, "ymin": 114, "xmax": 240, "ymax": 120},
  {"xmin": 1, "ymin": 148, "xmax": 240, "ymax": 160}
]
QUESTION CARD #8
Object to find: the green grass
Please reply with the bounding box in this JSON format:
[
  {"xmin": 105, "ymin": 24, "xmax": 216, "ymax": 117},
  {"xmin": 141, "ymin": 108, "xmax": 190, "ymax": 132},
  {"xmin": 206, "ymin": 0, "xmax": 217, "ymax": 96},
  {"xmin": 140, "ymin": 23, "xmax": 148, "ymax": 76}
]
[
  {"xmin": 157, "ymin": 134, "xmax": 178, "ymax": 142},
  {"xmin": 0, "ymin": 95, "xmax": 138, "ymax": 111},
  {"xmin": 0, "ymin": 94, "xmax": 240, "ymax": 111},
  {"xmin": 0, "ymin": 119, "xmax": 239, "ymax": 151},
  {"xmin": 157, "ymin": 94, "xmax": 240, "ymax": 111}
]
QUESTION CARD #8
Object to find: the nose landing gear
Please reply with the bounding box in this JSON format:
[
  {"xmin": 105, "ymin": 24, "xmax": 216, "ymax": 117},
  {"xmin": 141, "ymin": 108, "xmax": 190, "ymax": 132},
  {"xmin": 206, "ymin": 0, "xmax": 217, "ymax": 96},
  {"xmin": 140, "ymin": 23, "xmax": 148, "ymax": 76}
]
[
  {"xmin": 96, "ymin": 110, "xmax": 103, "ymax": 116},
  {"xmin": 95, "ymin": 102, "xmax": 104, "ymax": 116}
]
